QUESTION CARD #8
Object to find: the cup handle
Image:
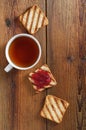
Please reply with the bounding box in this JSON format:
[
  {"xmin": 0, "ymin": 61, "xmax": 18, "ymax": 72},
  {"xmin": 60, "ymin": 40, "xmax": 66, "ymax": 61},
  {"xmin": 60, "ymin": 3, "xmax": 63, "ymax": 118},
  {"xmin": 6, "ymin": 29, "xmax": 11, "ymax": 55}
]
[{"xmin": 4, "ymin": 64, "xmax": 13, "ymax": 72}]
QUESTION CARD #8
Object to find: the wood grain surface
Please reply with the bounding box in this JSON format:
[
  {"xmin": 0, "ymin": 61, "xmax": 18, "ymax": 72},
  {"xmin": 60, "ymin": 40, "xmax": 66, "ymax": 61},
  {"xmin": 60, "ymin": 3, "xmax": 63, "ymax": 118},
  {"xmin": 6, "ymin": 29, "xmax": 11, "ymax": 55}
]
[{"xmin": 0, "ymin": 0, "xmax": 86, "ymax": 130}]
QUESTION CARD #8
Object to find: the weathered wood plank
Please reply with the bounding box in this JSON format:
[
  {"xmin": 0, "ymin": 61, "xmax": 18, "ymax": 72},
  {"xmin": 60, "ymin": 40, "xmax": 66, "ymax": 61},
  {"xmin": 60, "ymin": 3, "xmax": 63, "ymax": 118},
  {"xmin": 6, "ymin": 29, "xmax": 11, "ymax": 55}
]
[
  {"xmin": 0, "ymin": 0, "xmax": 46, "ymax": 130},
  {"xmin": 46, "ymin": 0, "xmax": 80, "ymax": 130},
  {"xmin": 78, "ymin": 0, "xmax": 86, "ymax": 130}
]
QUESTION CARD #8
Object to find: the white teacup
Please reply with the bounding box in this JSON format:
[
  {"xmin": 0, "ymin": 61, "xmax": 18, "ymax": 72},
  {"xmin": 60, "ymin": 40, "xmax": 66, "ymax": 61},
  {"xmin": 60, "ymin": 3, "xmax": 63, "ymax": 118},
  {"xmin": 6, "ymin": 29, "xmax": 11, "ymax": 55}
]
[{"xmin": 4, "ymin": 33, "xmax": 41, "ymax": 72}]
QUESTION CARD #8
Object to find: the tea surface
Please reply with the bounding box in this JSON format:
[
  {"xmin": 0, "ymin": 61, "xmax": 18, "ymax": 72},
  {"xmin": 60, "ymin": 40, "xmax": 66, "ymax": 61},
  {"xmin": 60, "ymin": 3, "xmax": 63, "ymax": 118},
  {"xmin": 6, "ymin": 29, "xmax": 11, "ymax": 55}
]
[{"xmin": 9, "ymin": 36, "xmax": 39, "ymax": 67}]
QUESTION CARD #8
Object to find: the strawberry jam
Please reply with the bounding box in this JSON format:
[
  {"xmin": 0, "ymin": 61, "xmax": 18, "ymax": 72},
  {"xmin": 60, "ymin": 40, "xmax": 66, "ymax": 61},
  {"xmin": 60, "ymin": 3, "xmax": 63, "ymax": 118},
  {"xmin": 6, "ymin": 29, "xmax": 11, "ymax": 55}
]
[{"xmin": 32, "ymin": 70, "xmax": 51, "ymax": 89}]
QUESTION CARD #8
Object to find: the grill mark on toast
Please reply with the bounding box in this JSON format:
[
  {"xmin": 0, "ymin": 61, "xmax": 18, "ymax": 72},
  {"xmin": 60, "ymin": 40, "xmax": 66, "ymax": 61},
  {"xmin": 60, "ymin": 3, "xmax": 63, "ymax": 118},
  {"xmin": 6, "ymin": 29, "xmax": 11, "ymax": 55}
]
[
  {"xmin": 27, "ymin": 6, "xmax": 36, "ymax": 32},
  {"xmin": 25, "ymin": 10, "xmax": 30, "ymax": 29},
  {"xmin": 53, "ymin": 96, "xmax": 68, "ymax": 112},
  {"xmin": 40, "ymin": 15, "xmax": 45, "ymax": 28},
  {"xmin": 22, "ymin": 12, "xmax": 28, "ymax": 26},
  {"xmin": 35, "ymin": 10, "xmax": 41, "ymax": 32},
  {"xmin": 54, "ymin": 98, "xmax": 64, "ymax": 116},
  {"xmin": 45, "ymin": 104, "xmax": 55, "ymax": 122},
  {"xmin": 47, "ymin": 97, "xmax": 61, "ymax": 122},
  {"xmin": 41, "ymin": 106, "xmax": 52, "ymax": 119},
  {"xmin": 48, "ymin": 97, "xmax": 62, "ymax": 122},
  {"xmin": 41, "ymin": 109, "xmax": 49, "ymax": 119},
  {"xmin": 51, "ymin": 104, "xmax": 61, "ymax": 122},
  {"xmin": 37, "ymin": 13, "xmax": 44, "ymax": 29},
  {"xmin": 30, "ymin": 6, "xmax": 37, "ymax": 33},
  {"xmin": 31, "ymin": 7, "xmax": 40, "ymax": 34},
  {"xmin": 61, "ymin": 100, "xmax": 68, "ymax": 109}
]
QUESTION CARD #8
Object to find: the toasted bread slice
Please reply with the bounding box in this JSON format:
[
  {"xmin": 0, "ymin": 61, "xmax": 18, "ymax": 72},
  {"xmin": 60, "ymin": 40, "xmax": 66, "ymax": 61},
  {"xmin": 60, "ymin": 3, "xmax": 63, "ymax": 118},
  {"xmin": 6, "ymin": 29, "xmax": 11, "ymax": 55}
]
[
  {"xmin": 28, "ymin": 64, "xmax": 57, "ymax": 92},
  {"xmin": 19, "ymin": 5, "xmax": 48, "ymax": 34},
  {"xmin": 40, "ymin": 95, "xmax": 69, "ymax": 123}
]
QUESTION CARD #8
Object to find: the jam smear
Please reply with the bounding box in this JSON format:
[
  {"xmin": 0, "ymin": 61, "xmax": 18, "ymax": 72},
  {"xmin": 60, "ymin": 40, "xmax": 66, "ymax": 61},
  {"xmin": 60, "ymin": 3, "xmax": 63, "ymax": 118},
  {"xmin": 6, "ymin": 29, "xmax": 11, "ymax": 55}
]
[{"xmin": 32, "ymin": 70, "xmax": 51, "ymax": 89}]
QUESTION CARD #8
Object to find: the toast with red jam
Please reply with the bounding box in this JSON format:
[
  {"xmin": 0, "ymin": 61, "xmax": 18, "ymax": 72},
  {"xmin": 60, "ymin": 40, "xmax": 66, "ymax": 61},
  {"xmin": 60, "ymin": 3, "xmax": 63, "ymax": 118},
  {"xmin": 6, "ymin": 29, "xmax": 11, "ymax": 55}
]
[{"xmin": 28, "ymin": 64, "xmax": 57, "ymax": 92}]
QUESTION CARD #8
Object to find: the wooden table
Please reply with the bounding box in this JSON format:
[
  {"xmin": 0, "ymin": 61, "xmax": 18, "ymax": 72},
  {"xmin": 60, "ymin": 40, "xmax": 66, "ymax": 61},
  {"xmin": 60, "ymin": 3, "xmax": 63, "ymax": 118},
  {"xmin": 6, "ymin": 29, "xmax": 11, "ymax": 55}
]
[{"xmin": 0, "ymin": 0, "xmax": 86, "ymax": 130}]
